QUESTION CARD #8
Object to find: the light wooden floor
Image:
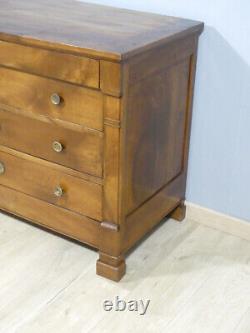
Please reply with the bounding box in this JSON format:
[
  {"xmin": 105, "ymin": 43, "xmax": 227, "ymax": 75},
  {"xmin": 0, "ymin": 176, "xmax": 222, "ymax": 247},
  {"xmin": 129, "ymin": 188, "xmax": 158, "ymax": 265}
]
[{"xmin": 0, "ymin": 212, "xmax": 250, "ymax": 333}]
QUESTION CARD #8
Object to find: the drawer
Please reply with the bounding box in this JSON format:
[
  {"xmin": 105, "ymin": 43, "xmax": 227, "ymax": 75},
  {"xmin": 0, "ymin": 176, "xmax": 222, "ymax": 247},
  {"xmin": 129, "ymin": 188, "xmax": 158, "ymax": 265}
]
[
  {"xmin": 0, "ymin": 110, "xmax": 103, "ymax": 177},
  {"xmin": 0, "ymin": 150, "xmax": 102, "ymax": 221},
  {"xmin": 0, "ymin": 67, "xmax": 103, "ymax": 131},
  {"xmin": 0, "ymin": 41, "xmax": 100, "ymax": 89}
]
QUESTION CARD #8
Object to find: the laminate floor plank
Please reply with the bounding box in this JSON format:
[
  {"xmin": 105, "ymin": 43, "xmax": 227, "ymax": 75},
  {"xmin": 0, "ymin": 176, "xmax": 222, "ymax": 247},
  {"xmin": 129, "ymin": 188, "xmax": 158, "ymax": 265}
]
[
  {"xmin": 161, "ymin": 232, "xmax": 250, "ymax": 333},
  {"xmin": 234, "ymin": 307, "xmax": 250, "ymax": 333},
  {"xmin": 0, "ymin": 212, "xmax": 96, "ymax": 333},
  {"xmin": 17, "ymin": 219, "xmax": 198, "ymax": 333},
  {"xmin": 0, "ymin": 212, "xmax": 250, "ymax": 333},
  {"xmin": 90, "ymin": 224, "xmax": 243, "ymax": 333}
]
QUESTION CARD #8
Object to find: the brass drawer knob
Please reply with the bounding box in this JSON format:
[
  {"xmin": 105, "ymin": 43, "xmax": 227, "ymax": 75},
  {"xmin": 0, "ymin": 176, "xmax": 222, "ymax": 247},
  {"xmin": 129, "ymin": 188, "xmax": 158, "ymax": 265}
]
[
  {"xmin": 52, "ymin": 141, "xmax": 64, "ymax": 153},
  {"xmin": 50, "ymin": 93, "xmax": 61, "ymax": 105},
  {"xmin": 54, "ymin": 186, "xmax": 64, "ymax": 198},
  {"xmin": 0, "ymin": 162, "xmax": 5, "ymax": 175}
]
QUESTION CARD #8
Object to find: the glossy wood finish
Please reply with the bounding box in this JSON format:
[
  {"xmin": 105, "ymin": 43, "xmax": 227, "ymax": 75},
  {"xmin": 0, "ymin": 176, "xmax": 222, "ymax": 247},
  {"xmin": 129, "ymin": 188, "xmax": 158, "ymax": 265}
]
[
  {"xmin": 96, "ymin": 252, "xmax": 126, "ymax": 282},
  {"xmin": 0, "ymin": 185, "xmax": 101, "ymax": 247},
  {"xmin": 0, "ymin": 148, "xmax": 102, "ymax": 220},
  {"xmin": 125, "ymin": 57, "xmax": 191, "ymax": 214},
  {"xmin": 100, "ymin": 61, "xmax": 122, "ymax": 97},
  {"xmin": 169, "ymin": 201, "xmax": 187, "ymax": 222},
  {"xmin": 123, "ymin": 175, "xmax": 186, "ymax": 252},
  {"xmin": 0, "ymin": 40, "xmax": 99, "ymax": 88},
  {"xmin": 0, "ymin": 109, "xmax": 102, "ymax": 177},
  {"xmin": 102, "ymin": 96, "xmax": 121, "ymax": 225},
  {"xmin": 0, "ymin": 0, "xmax": 203, "ymax": 60},
  {"xmin": 98, "ymin": 36, "xmax": 202, "ymax": 280},
  {"xmin": 0, "ymin": 0, "xmax": 204, "ymax": 281},
  {"xmin": 0, "ymin": 67, "xmax": 103, "ymax": 130}
]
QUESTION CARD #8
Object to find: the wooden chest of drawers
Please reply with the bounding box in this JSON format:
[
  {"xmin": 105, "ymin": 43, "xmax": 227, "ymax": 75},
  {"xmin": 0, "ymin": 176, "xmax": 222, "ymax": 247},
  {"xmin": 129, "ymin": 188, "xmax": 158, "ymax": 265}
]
[{"xmin": 0, "ymin": 0, "xmax": 203, "ymax": 281}]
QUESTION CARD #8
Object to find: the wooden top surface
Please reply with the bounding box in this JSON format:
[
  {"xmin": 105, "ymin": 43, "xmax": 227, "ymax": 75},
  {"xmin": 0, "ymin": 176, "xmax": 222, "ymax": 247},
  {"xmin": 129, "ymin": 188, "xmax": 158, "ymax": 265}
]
[{"xmin": 0, "ymin": 0, "xmax": 204, "ymax": 60}]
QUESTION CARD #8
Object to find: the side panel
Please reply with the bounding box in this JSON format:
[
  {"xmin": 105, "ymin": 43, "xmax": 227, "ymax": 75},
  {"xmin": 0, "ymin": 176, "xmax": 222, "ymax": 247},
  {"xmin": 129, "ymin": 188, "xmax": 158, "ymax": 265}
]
[
  {"xmin": 122, "ymin": 35, "xmax": 199, "ymax": 242},
  {"xmin": 99, "ymin": 35, "xmax": 201, "ymax": 256},
  {"xmin": 125, "ymin": 59, "xmax": 190, "ymax": 214}
]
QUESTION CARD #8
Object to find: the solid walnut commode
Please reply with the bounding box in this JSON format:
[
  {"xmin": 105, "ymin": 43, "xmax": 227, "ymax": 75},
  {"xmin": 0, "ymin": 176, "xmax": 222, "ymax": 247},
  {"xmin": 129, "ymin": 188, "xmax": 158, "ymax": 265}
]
[{"xmin": 0, "ymin": 0, "xmax": 204, "ymax": 281}]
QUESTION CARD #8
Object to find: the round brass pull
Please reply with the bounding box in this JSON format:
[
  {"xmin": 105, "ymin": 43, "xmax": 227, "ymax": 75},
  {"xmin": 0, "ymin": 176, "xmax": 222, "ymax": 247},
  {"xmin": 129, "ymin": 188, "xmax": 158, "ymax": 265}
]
[
  {"xmin": 50, "ymin": 93, "xmax": 61, "ymax": 105},
  {"xmin": 0, "ymin": 162, "xmax": 5, "ymax": 175},
  {"xmin": 54, "ymin": 186, "xmax": 64, "ymax": 198},
  {"xmin": 52, "ymin": 141, "xmax": 64, "ymax": 153}
]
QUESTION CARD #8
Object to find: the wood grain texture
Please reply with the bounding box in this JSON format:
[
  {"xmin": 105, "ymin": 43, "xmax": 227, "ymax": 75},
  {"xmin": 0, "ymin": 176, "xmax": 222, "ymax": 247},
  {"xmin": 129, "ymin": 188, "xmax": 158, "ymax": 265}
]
[
  {"xmin": 0, "ymin": 149, "xmax": 102, "ymax": 220},
  {"xmin": 125, "ymin": 56, "xmax": 191, "ymax": 215},
  {"xmin": 0, "ymin": 145, "xmax": 103, "ymax": 185},
  {"xmin": 0, "ymin": 66, "xmax": 103, "ymax": 130},
  {"xmin": 103, "ymin": 96, "xmax": 121, "ymax": 225},
  {"xmin": 100, "ymin": 61, "xmax": 122, "ymax": 97},
  {"xmin": 0, "ymin": 109, "xmax": 103, "ymax": 177},
  {"xmin": 0, "ymin": 0, "xmax": 204, "ymax": 60},
  {"xmin": 96, "ymin": 252, "xmax": 126, "ymax": 282},
  {"xmin": 170, "ymin": 201, "xmax": 187, "ymax": 222},
  {"xmin": 0, "ymin": 1, "xmax": 204, "ymax": 281},
  {"xmin": 117, "ymin": 38, "xmax": 200, "ymax": 265},
  {"xmin": 0, "ymin": 185, "xmax": 101, "ymax": 248},
  {"xmin": 0, "ymin": 40, "xmax": 100, "ymax": 88},
  {"xmin": 123, "ymin": 175, "xmax": 185, "ymax": 252},
  {"xmin": 0, "ymin": 217, "xmax": 249, "ymax": 332},
  {"xmin": 0, "ymin": 212, "xmax": 98, "ymax": 332},
  {"xmin": 92, "ymin": 223, "xmax": 250, "ymax": 333},
  {"xmin": 128, "ymin": 35, "xmax": 196, "ymax": 84}
]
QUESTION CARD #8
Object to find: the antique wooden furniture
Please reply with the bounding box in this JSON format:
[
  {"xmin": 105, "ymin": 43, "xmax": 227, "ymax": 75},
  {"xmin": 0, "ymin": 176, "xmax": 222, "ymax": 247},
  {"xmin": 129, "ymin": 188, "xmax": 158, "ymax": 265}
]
[{"xmin": 0, "ymin": 0, "xmax": 204, "ymax": 281}]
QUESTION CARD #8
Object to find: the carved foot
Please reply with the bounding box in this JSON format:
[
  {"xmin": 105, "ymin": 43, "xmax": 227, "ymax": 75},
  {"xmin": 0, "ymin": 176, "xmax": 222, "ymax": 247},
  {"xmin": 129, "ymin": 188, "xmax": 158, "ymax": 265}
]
[
  {"xmin": 170, "ymin": 201, "xmax": 186, "ymax": 222},
  {"xmin": 96, "ymin": 252, "xmax": 126, "ymax": 282}
]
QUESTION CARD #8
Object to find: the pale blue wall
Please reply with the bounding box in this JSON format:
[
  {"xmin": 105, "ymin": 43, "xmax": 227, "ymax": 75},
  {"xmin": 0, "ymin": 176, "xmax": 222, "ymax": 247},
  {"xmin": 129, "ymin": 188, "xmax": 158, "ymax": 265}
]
[{"xmin": 81, "ymin": 0, "xmax": 250, "ymax": 221}]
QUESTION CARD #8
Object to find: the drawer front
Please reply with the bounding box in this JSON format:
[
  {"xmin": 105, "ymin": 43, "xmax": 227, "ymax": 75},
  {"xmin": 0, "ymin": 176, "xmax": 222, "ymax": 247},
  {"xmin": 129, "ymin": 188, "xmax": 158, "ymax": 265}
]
[
  {"xmin": 0, "ymin": 67, "xmax": 103, "ymax": 131},
  {"xmin": 0, "ymin": 110, "xmax": 103, "ymax": 177},
  {"xmin": 0, "ymin": 150, "xmax": 102, "ymax": 221},
  {"xmin": 0, "ymin": 41, "xmax": 100, "ymax": 89}
]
